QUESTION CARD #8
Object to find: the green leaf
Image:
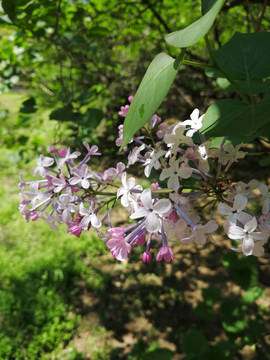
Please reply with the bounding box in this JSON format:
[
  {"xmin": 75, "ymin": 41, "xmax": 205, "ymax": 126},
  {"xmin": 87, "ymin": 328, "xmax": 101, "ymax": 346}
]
[
  {"xmin": 201, "ymin": 0, "xmax": 216, "ymax": 15},
  {"xmin": 222, "ymin": 319, "xmax": 246, "ymax": 334},
  {"xmin": 202, "ymin": 286, "xmax": 221, "ymax": 306},
  {"xmin": 165, "ymin": 0, "xmax": 225, "ymax": 48},
  {"xmin": 200, "ymin": 94, "xmax": 270, "ymax": 138},
  {"xmin": 80, "ymin": 108, "xmax": 103, "ymax": 128},
  {"xmin": 242, "ymin": 286, "xmax": 266, "ymax": 303},
  {"xmin": 144, "ymin": 348, "xmax": 174, "ymax": 360},
  {"xmin": 259, "ymin": 156, "xmax": 270, "ymax": 167},
  {"xmin": 49, "ymin": 106, "xmax": 80, "ymax": 122},
  {"xmin": 182, "ymin": 328, "xmax": 207, "ymax": 356},
  {"xmin": 121, "ymin": 53, "xmax": 179, "ymax": 149},
  {"xmin": 214, "ymin": 32, "xmax": 270, "ymax": 81},
  {"xmin": 19, "ymin": 97, "xmax": 37, "ymax": 114}
]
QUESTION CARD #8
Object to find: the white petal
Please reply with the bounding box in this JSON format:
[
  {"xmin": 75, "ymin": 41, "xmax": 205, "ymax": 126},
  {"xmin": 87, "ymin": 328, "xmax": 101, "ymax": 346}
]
[
  {"xmin": 90, "ymin": 214, "xmax": 101, "ymax": 228},
  {"xmin": 242, "ymin": 235, "xmax": 254, "ymax": 256},
  {"xmin": 227, "ymin": 225, "xmax": 245, "ymax": 240},
  {"xmin": 153, "ymin": 198, "xmax": 171, "ymax": 215},
  {"xmin": 140, "ymin": 189, "xmax": 153, "ymax": 210},
  {"xmin": 202, "ymin": 220, "xmax": 218, "ymax": 233},
  {"xmin": 233, "ymin": 193, "xmax": 247, "ymax": 211},
  {"xmin": 80, "ymin": 216, "xmax": 90, "ymax": 230},
  {"xmin": 251, "ymin": 231, "xmax": 269, "ymax": 241},
  {"xmin": 168, "ymin": 174, "xmax": 179, "ymax": 191},
  {"xmin": 217, "ymin": 203, "xmax": 232, "ymax": 216},
  {"xmin": 145, "ymin": 212, "xmax": 161, "ymax": 233},
  {"xmin": 244, "ymin": 217, "xmax": 257, "ymax": 233},
  {"xmin": 130, "ymin": 208, "xmax": 149, "ymax": 219}
]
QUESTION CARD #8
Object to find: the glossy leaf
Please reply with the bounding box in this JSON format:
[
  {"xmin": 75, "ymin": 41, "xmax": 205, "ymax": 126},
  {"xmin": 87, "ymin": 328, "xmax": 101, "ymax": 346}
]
[
  {"xmin": 214, "ymin": 32, "xmax": 270, "ymax": 81},
  {"xmin": 165, "ymin": 0, "xmax": 225, "ymax": 48},
  {"xmin": 201, "ymin": 93, "xmax": 270, "ymax": 137},
  {"xmin": 121, "ymin": 52, "xmax": 179, "ymax": 149}
]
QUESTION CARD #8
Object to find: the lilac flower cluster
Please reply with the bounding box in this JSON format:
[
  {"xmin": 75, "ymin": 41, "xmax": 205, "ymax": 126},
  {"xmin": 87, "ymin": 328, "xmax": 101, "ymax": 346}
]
[{"xmin": 18, "ymin": 99, "xmax": 270, "ymax": 262}]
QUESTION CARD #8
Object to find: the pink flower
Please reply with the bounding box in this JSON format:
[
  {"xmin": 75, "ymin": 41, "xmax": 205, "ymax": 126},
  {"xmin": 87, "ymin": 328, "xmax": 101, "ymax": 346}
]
[
  {"xmin": 156, "ymin": 246, "xmax": 175, "ymax": 263},
  {"xmin": 142, "ymin": 251, "xmax": 152, "ymax": 263},
  {"xmin": 69, "ymin": 225, "xmax": 82, "ymax": 237},
  {"xmin": 107, "ymin": 227, "xmax": 131, "ymax": 261},
  {"xmin": 133, "ymin": 234, "xmax": 146, "ymax": 246},
  {"xmin": 118, "ymin": 105, "xmax": 129, "ymax": 117},
  {"xmin": 58, "ymin": 148, "xmax": 67, "ymax": 157}
]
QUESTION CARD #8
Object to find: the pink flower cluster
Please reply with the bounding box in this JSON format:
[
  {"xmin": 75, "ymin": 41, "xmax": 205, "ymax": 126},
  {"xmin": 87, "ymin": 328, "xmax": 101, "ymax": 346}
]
[{"xmin": 18, "ymin": 99, "xmax": 270, "ymax": 263}]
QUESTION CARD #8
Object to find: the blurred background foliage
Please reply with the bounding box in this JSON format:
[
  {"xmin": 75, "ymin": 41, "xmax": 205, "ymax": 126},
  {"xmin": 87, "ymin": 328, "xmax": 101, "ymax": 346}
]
[
  {"xmin": 0, "ymin": 0, "xmax": 270, "ymax": 359},
  {"xmin": 0, "ymin": 0, "xmax": 269, "ymax": 152}
]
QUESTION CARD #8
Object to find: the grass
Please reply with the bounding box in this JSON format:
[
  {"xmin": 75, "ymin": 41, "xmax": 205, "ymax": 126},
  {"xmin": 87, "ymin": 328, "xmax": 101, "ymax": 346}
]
[
  {"xmin": 0, "ymin": 92, "xmax": 270, "ymax": 360},
  {"xmin": 0, "ymin": 92, "xmax": 106, "ymax": 359}
]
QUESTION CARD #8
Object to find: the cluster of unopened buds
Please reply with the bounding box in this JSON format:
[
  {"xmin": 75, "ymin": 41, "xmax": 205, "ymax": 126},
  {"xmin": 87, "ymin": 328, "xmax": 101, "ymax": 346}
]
[{"xmin": 18, "ymin": 97, "xmax": 270, "ymax": 262}]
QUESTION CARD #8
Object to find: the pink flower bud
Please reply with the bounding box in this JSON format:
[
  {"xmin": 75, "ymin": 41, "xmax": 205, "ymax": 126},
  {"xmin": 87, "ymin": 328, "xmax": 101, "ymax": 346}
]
[
  {"xmin": 128, "ymin": 96, "xmax": 134, "ymax": 103},
  {"xmin": 58, "ymin": 148, "xmax": 67, "ymax": 157},
  {"xmin": 134, "ymin": 234, "xmax": 146, "ymax": 246},
  {"xmin": 69, "ymin": 225, "xmax": 82, "ymax": 237},
  {"xmin": 142, "ymin": 251, "xmax": 152, "ymax": 263},
  {"xmin": 31, "ymin": 211, "xmax": 39, "ymax": 221},
  {"xmin": 75, "ymin": 215, "xmax": 83, "ymax": 223},
  {"xmin": 168, "ymin": 210, "xmax": 178, "ymax": 223},
  {"xmin": 156, "ymin": 246, "xmax": 175, "ymax": 263},
  {"xmin": 50, "ymin": 146, "xmax": 56, "ymax": 154}
]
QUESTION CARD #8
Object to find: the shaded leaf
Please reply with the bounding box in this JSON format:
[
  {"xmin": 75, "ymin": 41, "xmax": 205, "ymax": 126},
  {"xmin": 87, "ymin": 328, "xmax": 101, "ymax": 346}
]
[
  {"xmin": 121, "ymin": 53, "xmax": 179, "ymax": 149},
  {"xmin": 165, "ymin": 0, "xmax": 225, "ymax": 48},
  {"xmin": 214, "ymin": 32, "xmax": 270, "ymax": 81},
  {"xmin": 80, "ymin": 108, "xmax": 103, "ymax": 128},
  {"xmin": 242, "ymin": 286, "xmax": 266, "ymax": 303},
  {"xmin": 201, "ymin": 94, "xmax": 270, "ymax": 138},
  {"xmin": 20, "ymin": 97, "xmax": 37, "ymax": 114},
  {"xmin": 182, "ymin": 328, "xmax": 207, "ymax": 356},
  {"xmin": 49, "ymin": 106, "xmax": 80, "ymax": 122},
  {"xmin": 144, "ymin": 348, "xmax": 174, "ymax": 360}
]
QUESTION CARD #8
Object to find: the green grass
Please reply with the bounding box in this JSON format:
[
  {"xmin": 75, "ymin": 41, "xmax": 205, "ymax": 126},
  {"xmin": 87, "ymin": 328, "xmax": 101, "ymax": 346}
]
[{"xmin": 0, "ymin": 92, "xmax": 106, "ymax": 359}]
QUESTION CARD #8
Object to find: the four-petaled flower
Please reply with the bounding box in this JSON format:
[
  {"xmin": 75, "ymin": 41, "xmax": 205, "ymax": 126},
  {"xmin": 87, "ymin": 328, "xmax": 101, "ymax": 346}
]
[
  {"xmin": 69, "ymin": 164, "xmax": 92, "ymax": 189},
  {"xmin": 181, "ymin": 220, "xmax": 218, "ymax": 245},
  {"xmin": 130, "ymin": 189, "xmax": 172, "ymax": 233},
  {"xmin": 79, "ymin": 203, "xmax": 102, "ymax": 229},
  {"xmin": 159, "ymin": 158, "xmax": 192, "ymax": 191},
  {"xmin": 181, "ymin": 108, "xmax": 204, "ymax": 137},
  {"xmin": 227, "ymin": 217, "xmax": 269, "ymax": 256},
  {"xmin": 107, "ymin": 227, "xmax": 131, "ymax": 261},
  {"xmin": 156, "ymin": 246, "xmax": 175, "ymax": 263},
  {"xmin": 33, "ymin": 155, "xmax": 54, "ymax": 177}
]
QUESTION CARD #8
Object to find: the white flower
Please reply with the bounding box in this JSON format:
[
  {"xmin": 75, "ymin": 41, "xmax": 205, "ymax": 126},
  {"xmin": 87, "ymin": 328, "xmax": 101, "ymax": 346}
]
[
  {"xmin": 218, "ymin": 193, "xmax": 252, "ymax": 230},
  {"xmin": 117, "ymin": 172, "xmax": 142, "ymax": 208},
  {"xmin": 144, "ymin": 149, "xmax": 166, "ymax": 178},
  {"xmin": 57, "ymin": 148, "xmax": 81, "ymax": 170},
  {"xmin": 164, "ymin": 126, "xmax": 194, "ymax": 155},
  {"xmin": 33, "ymin": 155, "xmax": 54, "ymax": 177},
  {"xmin": 227, "ymin": 217, "xmax": 269, "ymax": 256},
  {"xmin": 159, "ymin": 158, "xmax": 192, "ymax": 191},
  {"xmin": 58, "ymin": 194, "xmax": 78, "ymax": 223},
  {"xmin": 181, "ymin": 108, "xmax": 204, "ymax": 137},
  {"xmin": 52, "ymin": 174, "xmax": 67, "ymax": 193},
  {"xmin": 69, "ymin": 164, "xmax": 92, "ymax": 189},
  {"xmin": 130, "ymin": 189, "xmax": 171, "ymax": 233},
  {"xmin": 79, "ymin": 203, "xmax": 101, "ymax": 229},
  {"xmin": 127, "ymin": 144, "xmax": 145, "ymax": 168},
  {"xmin": 24, "ymin": 181, "xmax": 48, "ymax": 209},
  {"xmin": 181, "ymin": 220, "xmax": 218, "ymax": 245},
  {"xmin": 223, "ymin": 143, "xmax": 246, "ymax": 170},
  {"xmin": 259, "ymin": 183, "xmax": 270, "ymax": 215}
]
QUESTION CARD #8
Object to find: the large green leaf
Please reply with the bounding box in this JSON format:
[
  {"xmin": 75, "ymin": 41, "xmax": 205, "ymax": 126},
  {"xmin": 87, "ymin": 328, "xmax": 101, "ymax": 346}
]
[
  {"xmin": 201, "ymin": 93, "xmax": 270, "ymax": 137},
  {"xmin": 214, "ymin": 32, "xmax": 270, "ymax": 81},
  {"xmin": 121, "ymin": 52, "xmax": 179, "ymax": 149},
  {"xmin": 165, "ymin": 0, "xmax": 225, "ymax": 48}
]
